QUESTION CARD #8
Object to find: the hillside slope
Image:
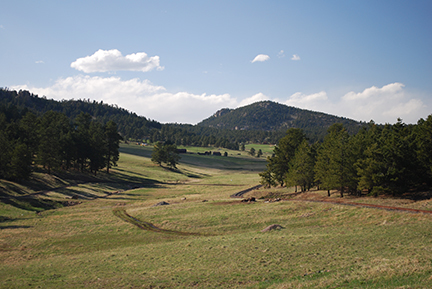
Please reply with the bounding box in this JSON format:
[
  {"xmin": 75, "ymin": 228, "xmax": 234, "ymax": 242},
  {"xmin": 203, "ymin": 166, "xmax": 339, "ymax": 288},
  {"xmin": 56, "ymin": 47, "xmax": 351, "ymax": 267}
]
[
  {"xmin": 0, "ymin": 88, "xmax": 161, "ymax": 140},
  {"xmin": 198, "ymin": 101, "xmax": 364, "ymax": 135}
]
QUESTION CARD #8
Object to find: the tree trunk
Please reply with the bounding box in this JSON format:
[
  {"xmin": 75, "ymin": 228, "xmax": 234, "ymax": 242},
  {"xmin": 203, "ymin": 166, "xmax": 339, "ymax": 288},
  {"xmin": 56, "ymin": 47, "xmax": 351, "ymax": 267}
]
[{"xmin": 327, "ymin": 190, "xmax": 330, "ymax": 197}]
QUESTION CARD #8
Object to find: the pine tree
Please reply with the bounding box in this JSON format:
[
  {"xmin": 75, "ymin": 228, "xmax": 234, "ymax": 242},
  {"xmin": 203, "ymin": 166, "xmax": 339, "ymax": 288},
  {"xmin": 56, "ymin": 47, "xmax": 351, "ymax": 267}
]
[
  {"xmin": 314, "ymin": 124, "xmax": 356, "ymax": 197},
  {"xmin": 286, "ymin": 140, "xmax": 315, "ymax": 192},
  {"xmin": 249, "ymin": 147, "xmax": 256, "ymax": 156},
  {"xmin": 260, "ymin": 128, "xmax": 306, "ymax": 186},
  {"xmin": 105, "ymin": 121, "xmax": 122, "ymax": 174}
]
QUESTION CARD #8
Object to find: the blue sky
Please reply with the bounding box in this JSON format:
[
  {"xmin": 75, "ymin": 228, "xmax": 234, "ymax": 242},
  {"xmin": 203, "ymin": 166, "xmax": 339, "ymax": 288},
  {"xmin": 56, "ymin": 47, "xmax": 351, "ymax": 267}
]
[{"xmin": 1, "ymin": 0, "xmax": 431, "ymax": 124}]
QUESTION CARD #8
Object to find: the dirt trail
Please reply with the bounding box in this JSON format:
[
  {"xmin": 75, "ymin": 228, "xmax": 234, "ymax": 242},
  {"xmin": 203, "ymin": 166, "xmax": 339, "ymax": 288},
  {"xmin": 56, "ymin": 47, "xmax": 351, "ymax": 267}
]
[
  {"xmin": 113, "ymin": 208, "xmax": 202, "ymax": 235},
  {"xmin": 230, "ymin": 185, "xmax": 262, "ymax": 198}
]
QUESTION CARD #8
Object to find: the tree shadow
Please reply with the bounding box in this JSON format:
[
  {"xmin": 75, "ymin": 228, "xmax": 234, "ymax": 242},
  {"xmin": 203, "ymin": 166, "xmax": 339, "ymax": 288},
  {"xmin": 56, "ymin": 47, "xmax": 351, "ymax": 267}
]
[
  {"xmin": 0, "ymin": 196, "xmax": 63, "ymax": 211},
  {"xmin": 400, "ymin": 190, "xmax": 432, "ymax": 201},
  {"xmin": 0, "ymin": 225, "xmax": 32, "ymax": 230}
]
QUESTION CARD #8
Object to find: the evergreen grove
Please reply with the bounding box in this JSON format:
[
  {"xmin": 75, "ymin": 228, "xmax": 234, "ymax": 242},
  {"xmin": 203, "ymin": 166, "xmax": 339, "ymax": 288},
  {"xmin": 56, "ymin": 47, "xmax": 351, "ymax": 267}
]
[
  {"xmin": 260, "ymin": 116, "xmax": 432, "ymax": 197},
  {"xmin": 0, "ymin": 106, "xmax": 122, "ymax": 180}
]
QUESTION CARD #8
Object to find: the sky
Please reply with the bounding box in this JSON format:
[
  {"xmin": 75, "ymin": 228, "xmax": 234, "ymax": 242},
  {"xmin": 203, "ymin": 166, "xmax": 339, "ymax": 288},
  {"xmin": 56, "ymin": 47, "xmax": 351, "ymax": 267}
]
[{"xmin": 1, "ymin": 0, "xmax": 431, "ymax": 125}]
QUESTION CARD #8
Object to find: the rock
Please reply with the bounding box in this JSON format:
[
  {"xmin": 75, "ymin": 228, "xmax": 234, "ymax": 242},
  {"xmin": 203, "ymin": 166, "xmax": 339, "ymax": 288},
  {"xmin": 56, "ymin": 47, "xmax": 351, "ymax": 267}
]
[
  {"xmin": 261, "ymin": 224, "xmax": 284, "ymax": 232},
  {"xmin": 153, "ymin": 201, "xmax": 169, "ymax": 207}
]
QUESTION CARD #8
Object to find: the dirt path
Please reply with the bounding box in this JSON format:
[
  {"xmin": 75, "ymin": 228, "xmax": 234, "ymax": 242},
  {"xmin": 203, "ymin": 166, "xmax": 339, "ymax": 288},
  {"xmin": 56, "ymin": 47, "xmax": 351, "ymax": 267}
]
[
  {"xmin": 113, "ymin": 208, "xmax": 202, "ymax": 235},
  {"xmin": 230, "ymin": 185, "xmax": 262, "ymax": 198}
]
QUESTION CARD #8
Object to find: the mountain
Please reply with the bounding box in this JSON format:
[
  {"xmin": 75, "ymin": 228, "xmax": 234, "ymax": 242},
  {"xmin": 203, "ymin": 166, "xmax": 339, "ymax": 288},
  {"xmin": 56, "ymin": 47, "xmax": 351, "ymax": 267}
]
[{"xmin": 198, "ymin": 101, "xmax": 365, "ymax": 137}]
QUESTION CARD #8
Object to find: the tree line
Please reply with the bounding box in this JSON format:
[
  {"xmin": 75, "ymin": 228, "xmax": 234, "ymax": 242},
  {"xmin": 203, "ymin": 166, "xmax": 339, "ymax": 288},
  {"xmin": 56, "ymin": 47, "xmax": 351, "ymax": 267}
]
[
  {"xmin": 260, "ymin": 116, "xmax": 432, "ymax": 197},
  {"xmin": 0, "ymin": 104, "xmax": 122, "ymax": 181},
  {"xmin": 1, "ymin": 89, "xmax": 363, "ymax": 149}
]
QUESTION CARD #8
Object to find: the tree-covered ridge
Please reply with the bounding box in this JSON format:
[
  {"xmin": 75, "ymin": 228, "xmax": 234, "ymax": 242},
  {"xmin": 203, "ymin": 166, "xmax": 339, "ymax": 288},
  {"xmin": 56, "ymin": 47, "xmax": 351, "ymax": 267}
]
[
  {"xmin": 261, "ymin": 117, "xmax": 432, "ymax": 197},
  {"xmin": 0, "ymin": 89, "xmax": 250, "ymax": 148},
  {"xmin": 198, "ymin": 100, "xmax": 366, "ymax": 138},
  {"xmin": 0, "ymin": 88, "xmax": 161, "ymax": 141},
  {"xmin": 1, "ymin": 88, "xmax": 361, "ymax": 147}
]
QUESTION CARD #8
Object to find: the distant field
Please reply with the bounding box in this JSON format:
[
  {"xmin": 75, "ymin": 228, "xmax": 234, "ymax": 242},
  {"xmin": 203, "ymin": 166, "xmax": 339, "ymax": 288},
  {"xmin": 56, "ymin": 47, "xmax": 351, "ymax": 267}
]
[
  {"xmin": 245, "ymin": 143, "xmax": 275, "ymax": 155},
  {"xmin": 1, "ymin": 143, "xmax": 431, "ymax": 288}
]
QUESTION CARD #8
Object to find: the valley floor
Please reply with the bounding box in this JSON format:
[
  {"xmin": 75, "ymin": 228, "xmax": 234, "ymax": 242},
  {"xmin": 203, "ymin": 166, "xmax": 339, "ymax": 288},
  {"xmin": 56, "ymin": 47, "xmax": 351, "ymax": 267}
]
[{"xmin": 1, "ymin": 144, "xmax": 431, "ymax": 288}]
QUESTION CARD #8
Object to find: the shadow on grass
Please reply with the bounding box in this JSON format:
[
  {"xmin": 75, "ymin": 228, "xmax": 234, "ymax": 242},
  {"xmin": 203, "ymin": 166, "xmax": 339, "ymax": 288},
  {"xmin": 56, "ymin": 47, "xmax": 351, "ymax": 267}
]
[
  {"xmin": 0, "ymin": 216, "xmax": 14, "ymax": 222},
  {"xmin": 0, "ymin": 169, "xmax": 163, "ymax": 212},
  {"xmin": 0, "ymin": 181, "xmax": 31, "ymax": 197},
  {"xmin": 0, "ymin": 196, "xmax": 64, "ymax": 212},
  {"xmin": 0, "ymin": 225, "xmax": 32, "ymax": 230},
  {"xmin": 158, "ymin": 166, "xmax": 208, "ymax": 179}
]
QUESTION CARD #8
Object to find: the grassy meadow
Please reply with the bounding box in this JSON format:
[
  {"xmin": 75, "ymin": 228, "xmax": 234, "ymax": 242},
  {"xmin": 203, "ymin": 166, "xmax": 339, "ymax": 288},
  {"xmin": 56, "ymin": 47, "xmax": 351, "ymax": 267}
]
[{"xmin": 1, "ymin": 143, "xmax": 432, "ymax": 288}]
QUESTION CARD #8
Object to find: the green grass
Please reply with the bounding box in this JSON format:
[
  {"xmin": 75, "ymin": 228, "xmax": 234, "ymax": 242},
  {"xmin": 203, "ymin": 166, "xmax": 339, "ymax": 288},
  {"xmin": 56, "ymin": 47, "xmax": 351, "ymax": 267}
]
[
  {"xmin": 1, "ymin": 143, "xmax": 432, "ymax": 288},
  {"xmin": 245, "ymin": 143, "xmax": 275, "ymax": 155}
]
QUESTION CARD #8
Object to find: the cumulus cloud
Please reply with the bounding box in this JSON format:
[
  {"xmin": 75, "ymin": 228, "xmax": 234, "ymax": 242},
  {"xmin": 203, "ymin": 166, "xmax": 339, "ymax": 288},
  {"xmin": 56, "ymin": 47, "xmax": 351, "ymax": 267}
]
[
  {"xmin": 291, "ymin": 54, "xmax": 300, "ymax": 61},
  {"xmin": 11, "ymin": 75, "xmax": 235, "ymax": 124},
  {"xmin": 238, "ymin": 93, "xmax": 271, "ymax": 107},
  {"xmin": 284, "ymin": 91, "xmax": 328, "ymax": 107},
  {"xmin": 70, "ymin": 49, "xmax": 164, "ymax": 73},
  {"xmin": 10, "ymin": 77, "xmax": 428, "ymax": 125},
  {"xmin": 280, "ymin": 83, "xmax": 427, "ymax": 124},
  {"xmin": 251, "ymin": 54, "xmax": 270, "ymax": 63}
]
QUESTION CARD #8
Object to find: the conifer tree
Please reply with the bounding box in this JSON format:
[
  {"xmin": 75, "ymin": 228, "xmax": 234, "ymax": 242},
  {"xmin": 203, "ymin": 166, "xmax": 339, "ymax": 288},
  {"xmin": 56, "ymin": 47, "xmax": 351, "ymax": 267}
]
[
  {"xmin": 105, "ymin": 121, "xmax": 122, "ymax": 174},
  {"xmin": 314, "ymin": 124, "xmax": 356, "ymax": 197},
  {"xmin": 286, "ymin": 140, "xmax": 315, "ymax": 192}
]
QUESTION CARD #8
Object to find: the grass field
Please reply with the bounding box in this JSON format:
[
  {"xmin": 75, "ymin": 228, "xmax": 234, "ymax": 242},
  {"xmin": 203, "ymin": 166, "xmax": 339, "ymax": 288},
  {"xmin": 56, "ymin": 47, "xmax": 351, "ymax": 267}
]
[{"xmin": 1, "ymin": 143, "xmax": 431, "ymax": 288}]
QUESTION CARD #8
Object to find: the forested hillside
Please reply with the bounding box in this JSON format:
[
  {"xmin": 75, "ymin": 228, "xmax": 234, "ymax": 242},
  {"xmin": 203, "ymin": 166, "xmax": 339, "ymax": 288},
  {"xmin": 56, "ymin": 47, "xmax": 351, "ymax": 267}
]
[
  {"xmin": 198, "ymin": 101, "xmax": 366, "ymax": 141},
  {"xmin": 0, "ymin": 89, "xmax": 161, "ymax": 140},
  {"xmin": 1, "ymin": 89, "xmax": 363, "ymax": 147}
]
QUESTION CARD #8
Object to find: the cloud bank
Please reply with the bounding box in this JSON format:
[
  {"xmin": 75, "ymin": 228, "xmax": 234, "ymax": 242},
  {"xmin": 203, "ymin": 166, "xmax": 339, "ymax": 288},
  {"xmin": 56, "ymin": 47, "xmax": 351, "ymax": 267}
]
[
  {"xmin": 251, "ymin": 54, "xmax": 270, "ymax": 63},
  {"xmin": 282, "ymin": 82, "xmax": 427, "ymax": 124},
  {"xmin": 11, "ymin": 78, "xmax": 428, "ymax": 125},
  {"xmin": 71, "ymin": 49, "xmax": 164, "ymax": 73},
  {"xmin": 12, "ymin": 75, "xmax": 234, "ymax": 124}
]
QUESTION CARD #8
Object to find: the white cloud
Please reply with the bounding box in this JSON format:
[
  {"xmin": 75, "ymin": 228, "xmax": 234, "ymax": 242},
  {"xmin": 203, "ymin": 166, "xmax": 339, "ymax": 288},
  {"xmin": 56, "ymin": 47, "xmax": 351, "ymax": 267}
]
[
  {"xmin": 70, "ymin": 49, "xmax": 164, "ymax": 73},
  {"xmin": 0, "ymin": 25, "xmax": 4, "ymax": 29},
  {"xmin": 284, "ymin": 91, "xmax": 328, "ymax": 107},
  {"xmin": 238, "ymin": 93, "xmax": 271, "ymax": 107},
  {"xmin": 35, "ymin": 60, "xmax": 44, "ymax": 64},
  {"xmin": 251, "ymin": 54, "xmax": 270, "ymax": 63},
  {"xmin": 291, "ymin": 54, "xmax": 300, "ymax": 61},
  {"xmin": 338, "ymin": 82, "xmax": 426, "ymax": 123},
  {"xmin": 10, "ymin": 77, "xmax": 428, "ymax": 125},
  {"xmin": 277, "ymin": 50, "xmax": 285, "ymax": 58},
  {"xmin": 342, "ymin": 82, "xmax": 404, "ymax": 101},
  {"xmin": 280, "ymin": 83, "xmax": 427, "ymax": 124},
  {"xmin": 11, "ymin": 75, "xmax": 235, "ymax": 124}
]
